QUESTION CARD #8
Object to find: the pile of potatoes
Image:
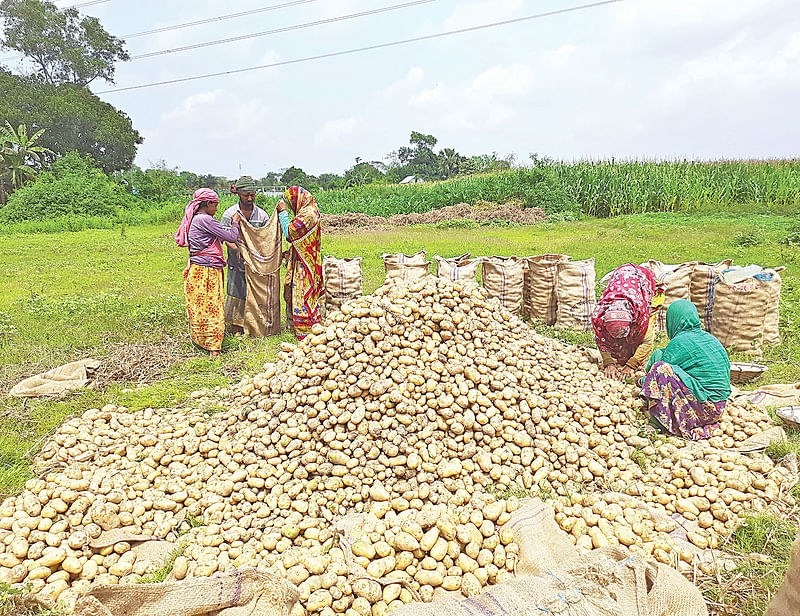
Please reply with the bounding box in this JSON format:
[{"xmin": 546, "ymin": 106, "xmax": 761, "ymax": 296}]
[{"xmin": 0, "ymin": 277, "xmax": 795, "ymax": 614}]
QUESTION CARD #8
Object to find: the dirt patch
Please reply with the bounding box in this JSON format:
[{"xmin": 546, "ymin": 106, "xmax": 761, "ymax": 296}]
[{"xmin": 321, "ymin": 199, "xmax": 546, "ymax": 233}]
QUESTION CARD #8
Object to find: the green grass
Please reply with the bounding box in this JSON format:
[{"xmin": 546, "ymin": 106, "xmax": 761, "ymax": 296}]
[
  {"xmin": 137, "ymin": 546, "xmax": 184, "ymax": 584},
  {"xmin": 705, "ymin": 515, "xmax": 798, "ymax": 616}
]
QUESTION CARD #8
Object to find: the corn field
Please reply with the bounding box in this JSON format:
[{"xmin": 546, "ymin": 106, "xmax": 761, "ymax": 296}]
[{"xmin": 316, "ymin": 160, "xmax": 800, "ymax": 218}]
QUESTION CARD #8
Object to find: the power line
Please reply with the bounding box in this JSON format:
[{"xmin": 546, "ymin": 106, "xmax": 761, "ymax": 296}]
[
  {"xmin": 98, "ymin": 0, "xmax": 622, "ymax": 95},
  {"xmin": 124, "ymin": 0, "xmax": 322, "ymax": 40},
  {"xmin": 130, "ymin": 0, "xmax": 438, "ymax": 60}
]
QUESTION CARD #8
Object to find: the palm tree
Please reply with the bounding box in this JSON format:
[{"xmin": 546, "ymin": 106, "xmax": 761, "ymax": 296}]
[
  {"xmin": 0, "ymin": 122, "xmax": 53, "ymax": 192},
  {"xmin": 439, "ymin": 148, "xmax": 463, "ymax": 179}
]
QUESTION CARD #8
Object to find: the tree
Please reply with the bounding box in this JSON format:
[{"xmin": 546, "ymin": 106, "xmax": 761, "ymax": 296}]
[
  {"xmin": 438, "ymin": 147, "xmax": 465, "ymax": 179},
  {"xmin": 0, "ymin": 121, "xmax": 52, "ymax": 202},
  {"xmin": 179, "ymin": 171, "xmax": 199, "ymax": 188},
  {"xmin": 0, "ymin": 70, "xmax": 142, "ymax": 172},
  {"xmin": 260, "ymin": 171, "xmax": 282, "ymax": 186},
  {"xmin": 343, "ymin": 158, "xmax": 384, "ymax": 188},
  {"xmin": 280, "ymin": 166, "xmax": 310, "ymax": 187},
  {"xmin": 318, "ymin": 173, "xmax": 343, "ymax": 190},
  {"xmin": 0, "ymin": 0, "xmax": 128, "ymax": 86},
  {"xmin": 397, "ymin": 131, "xmax": 440, "ymax": 180}
]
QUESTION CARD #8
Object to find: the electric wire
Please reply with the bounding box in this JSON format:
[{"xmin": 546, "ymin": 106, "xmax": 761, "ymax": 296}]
[
  {"xmin": 97, "ymin": 0, "xmax": 622, "ymax": 94},
  {"xmin": 130, "ymin": 0, "xmax": 438, "ymax": 60}
]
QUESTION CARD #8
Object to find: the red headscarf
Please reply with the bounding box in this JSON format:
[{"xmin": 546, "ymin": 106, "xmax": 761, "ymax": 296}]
[
  {"xmin": 591, "ymin": 264, "xmax": 657, "ymax": 365},
  {"xmin": 175, "ymin": 188, "xmax": 219, "ymax": 248}
]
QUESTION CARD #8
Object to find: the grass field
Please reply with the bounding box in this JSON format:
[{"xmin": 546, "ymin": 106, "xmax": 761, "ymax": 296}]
[{"xmin": 1, "ymin": 210, "xmax": 798, "ymax": 614}]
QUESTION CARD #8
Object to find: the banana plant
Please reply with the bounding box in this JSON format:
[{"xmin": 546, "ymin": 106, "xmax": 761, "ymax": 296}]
[{"xmin": 0, "ymin": 122, "xmax": 53, "ymax": 190}]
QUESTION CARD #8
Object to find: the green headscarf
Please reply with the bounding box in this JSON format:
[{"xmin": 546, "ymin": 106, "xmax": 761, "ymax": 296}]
[{"xmin": 646, "ymin": 300, "xmax": 731, "ymax": 402}]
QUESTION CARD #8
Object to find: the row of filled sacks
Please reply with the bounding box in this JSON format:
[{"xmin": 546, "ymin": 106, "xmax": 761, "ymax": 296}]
[
  {"xmin": 642, "ymin": 260, "xmax": 783, "ymax": 356},
  {"xmin": 380, "ymin": 251, "xmax": 597, "ymax": 332}
]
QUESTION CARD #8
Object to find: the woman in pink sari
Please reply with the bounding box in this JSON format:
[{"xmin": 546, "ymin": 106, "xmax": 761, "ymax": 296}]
[{"xmin": 176, "ymin": 189, "xmax": 241, "ymax": 355}]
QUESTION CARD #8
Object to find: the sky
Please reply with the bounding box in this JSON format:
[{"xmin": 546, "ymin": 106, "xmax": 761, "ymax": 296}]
[{"xmin": 6, "ymin": 0, "xmax": 800, "ymax": 177}]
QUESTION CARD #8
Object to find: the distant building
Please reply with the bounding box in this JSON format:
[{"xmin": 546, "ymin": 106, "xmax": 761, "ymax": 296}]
[{"xmin": 399, "ymin": 175, "xmax": 425, "ymax": 184}]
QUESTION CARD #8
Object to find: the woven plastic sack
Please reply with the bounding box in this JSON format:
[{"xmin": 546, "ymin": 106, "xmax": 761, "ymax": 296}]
[
  {"xmin": 481, "ymin": 256, "xmax": 525, "ymax": 314},
  {"xmin": 710, "ymin": 276, "xmax": 771, "ymax": 355},
  {"xmin": 73, "ymin": 568, "xmax": 299, "ymax": 616},
  {"xmin": 556, "ymin": 258, "xmax": 597, "ymax": 332},
  {"xmin": 383, "ymin": 251, "xmax": 430, "ymax": 282},
  {"xmin": 323, "ymin": 256, "xmax": 363, "ymax": 312},
  {"xmin": 689, "ymin": 260, "xmax": 733, "ymax": 330},
  {"xmin": 523, "ymin": 254, "xmax": 572, "ymax": 323},
  {"xmin": 643, "ymin": 260, "xmax": 696, "ymax": 331}
]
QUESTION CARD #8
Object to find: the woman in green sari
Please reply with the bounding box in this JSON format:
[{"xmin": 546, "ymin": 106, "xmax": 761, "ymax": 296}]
[{"xmin": 642, "ymin": 300, "xmax": 731, "ymax": 440}]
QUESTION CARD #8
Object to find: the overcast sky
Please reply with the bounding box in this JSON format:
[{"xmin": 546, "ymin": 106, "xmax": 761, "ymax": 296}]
[{"xmin": 15, "ymin": 0, "xmax": 800, "ymax": 177}]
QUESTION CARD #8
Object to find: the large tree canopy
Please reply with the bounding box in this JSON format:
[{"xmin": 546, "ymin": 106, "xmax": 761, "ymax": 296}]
[
  {"xmin": 0, "ymin": 70, "xmax": 142, "ymax": 172},
  {"xmin": 0, "ymin": 0, "xmax": 128, "ymax": 86}
]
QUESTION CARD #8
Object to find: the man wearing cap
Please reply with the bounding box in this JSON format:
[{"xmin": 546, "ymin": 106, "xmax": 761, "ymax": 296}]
[{"xmin": 221, "ymin": 176, "xmax": 269, "ymax": 334}]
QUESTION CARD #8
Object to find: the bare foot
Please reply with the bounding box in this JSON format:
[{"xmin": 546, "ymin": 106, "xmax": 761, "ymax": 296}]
[{"xmin": 210, "ymin": 350, "xmax": 220, "ymax": 357}]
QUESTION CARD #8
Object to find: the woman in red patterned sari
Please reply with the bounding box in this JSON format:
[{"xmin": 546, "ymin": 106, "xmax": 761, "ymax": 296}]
[{"xmin": 276, "ymin": 186, "xmax": 323, "ymax": 340}]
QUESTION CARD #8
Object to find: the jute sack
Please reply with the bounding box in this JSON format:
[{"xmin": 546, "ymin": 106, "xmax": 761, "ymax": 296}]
[
  {"xmin": 763, "ymin": 268, "xmax": 783, "ymax": 345},
  {"xmin": 710, "ymin": 276, "xmax": 771, "ymax": 355},
  {"xmin": 523, "ymin": 254, "xmax": 572, "ymax": 323},
  {"xmin": 689, "ymin": 260, "xmax": 733, "ymax": 329},
  {"xmin": 481, "ymin": 256, "xmax": 525, "ymax": 315},
  {"xmin": 556, "ymin": 258, "xmax": 597, "ymax": 332},
  {"xmin": 323, "ymin": 256, "xmax": 363, "ymax": 312},
  {"xmin": 383, "ymin": 251, "xmax": 430, "ymax": 282},
  {"xmin": 393, "ymin": 570, "xmax": 623, "ymax": 616},
  {"xmin": 766, "ymin": 534, "xmax": 800, "ymax": 616},
  {"xmin": 433, "ymin": 256, "xmax": 481, "ymax": 282},
  {"xmin": 644, "ymin": 260, "xmax": 697, "ymax": 331},
  {"xmin": 504, "ymin": 497, "xmax": 579, "ymax": 576},
  {"xmin": 73, "ymin": 568, "xmax": 299, "ymax": 616},
  {"xmin": 731, "ymin": 382, "xmax": 800, "ymax": 408},
  {"xmin": 238, "ymin": 214, "xmax": 283, "ymax": 337}
]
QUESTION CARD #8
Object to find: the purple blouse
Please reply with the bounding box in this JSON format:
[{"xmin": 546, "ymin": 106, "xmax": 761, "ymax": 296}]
[{"xmin": 188, "ymin": 212, "xmax": 239, "ymax": 269}]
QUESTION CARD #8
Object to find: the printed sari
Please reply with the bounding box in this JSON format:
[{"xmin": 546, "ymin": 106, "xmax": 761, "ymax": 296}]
[{"xmin": 278, "ymin": 187, "xmax": 323, "ymax": 340}]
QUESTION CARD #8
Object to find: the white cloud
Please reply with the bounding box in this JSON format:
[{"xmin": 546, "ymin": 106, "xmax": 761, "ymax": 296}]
[
  {"xmin": 315, "ymin": 116, "xmax": 360, "ymax": 147},
  {"xmin": 163, "ymin": 89, "xmax": 224, "ymax": 121}
]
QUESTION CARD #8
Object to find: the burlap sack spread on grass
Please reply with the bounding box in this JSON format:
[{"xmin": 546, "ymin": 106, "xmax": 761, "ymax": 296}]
[
  {"xmin": 556, "ymin": 258, "xmax": 597, "ymax": 332},
  {"xmin": 323, "ymin": 256, "xmax": 363, "ymax": 312},
  {"xmin": 766, "ymin": 535, "xmax": 800, "ymax": 616},
  {"xmin": 238, "ymin": 214, "xmax": 283, "ymax": 337},
  {"xmin": 731, "ymin": 382, "xmax": 800, "ymax": 408},
  {"xmin": 481, "ymin": 256, "xmax": 525, "ymax": 315},
  {"xmin": 9, "ymin": 359, "xmax": 100, "ymax": 397},
  {"xmin": 762, "ymin": 268, "xmax": 783, "ymax": 345},
  {"xmin": 710, "ymin": 276, "xmax": 771, "ymax": 355},
  {"xmin": 383, "ymin": 251, "xmax": 430, "ymax": 282},
  {"xmin": 689, "ymin": 260, "xmax": 734, "ymax": 330},
  {"xmin": 433, "ymin": 256, "xmax": 482, "ymax": 282},
  {"xmin": 523, "ymin": 254, "xmax": 572, "ymax": 324},
  {"xmin": 643, "ymin": 260, "xmax": 697, "ymax": 331},
  {"xmin": 73, "ymin": 568, "xmax": 299, "ymax": 616}
]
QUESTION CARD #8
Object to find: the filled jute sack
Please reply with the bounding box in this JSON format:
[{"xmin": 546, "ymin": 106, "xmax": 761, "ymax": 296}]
[
  {"xmin": 762, "ymin": 268, "xmax": 783, "ymax": 345},
  {"xmin": 689, "ymin": 260, "xmax": 733, "ymax": 330},
  {"xmin": 710, "ymin": 276, "xmax": 772, "ymax": 355},
  {"xmin": 383, "ymin": 251, "xmax": 430, "ymax": 282},
  {"xmin": 73, "ymin": 568, "xmax": 299, "ymax": 616},
  {"xmin": 323, "ymin": 256, "xmax": 363, "ymax": 312},
  {"xmin": 481, "ymin": 256, "xmax": 525, "ymax": 315},
  {"xmin": 434, "ymin": 256, "xmax": 482, "ymax": 282},
  {"xmin": 644, "ymin": 260, "xmax": 697, "ymax": 331},
  {"xmin": 238, "ymin": 214, "xmax": 283, "ymax": 337},
  {"xmin": 523, "ymin": 254, "xmax": 572, "ymax": 324},
  {"xmin": 766, "ymin": 534, "xmax": 800, "ymax": 616},
  {"xmin": 556, "ymin": 258, "xmax": 597, "ymax": 332}
]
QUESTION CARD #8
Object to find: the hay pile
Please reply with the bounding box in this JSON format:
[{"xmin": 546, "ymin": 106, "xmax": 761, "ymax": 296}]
[{"xmin": 0, "ymin": 277, "xmax": 794, "ymax": 614}]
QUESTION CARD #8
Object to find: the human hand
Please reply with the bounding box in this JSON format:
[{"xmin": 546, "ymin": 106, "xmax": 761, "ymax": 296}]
[
  {"xmin": 604, "ymin": 365, "xmax": 621, "ymax": 379},
  {"xmin": 276, "ymin": 201, "xmax": 287, "ymax": 213},
  {"xmin": 231, "ymin": 212, "xmax": 243, "ymax": 225},
  {"xmin": 620, "ymin": 366, "xmax": 635, "ymax": 381}
]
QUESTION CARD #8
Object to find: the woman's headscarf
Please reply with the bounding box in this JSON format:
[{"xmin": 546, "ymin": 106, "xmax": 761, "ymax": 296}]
[
  {"xmin": 281, "ymin": 185, "xmax": 313, "ymax": 213},
  {"xmin": 175, "ymin": 188, "xmax": 219, "ymax": 248},
  {"xmin": 592, "ymin": 264, "xmax": 656, "ymax": 365}
]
